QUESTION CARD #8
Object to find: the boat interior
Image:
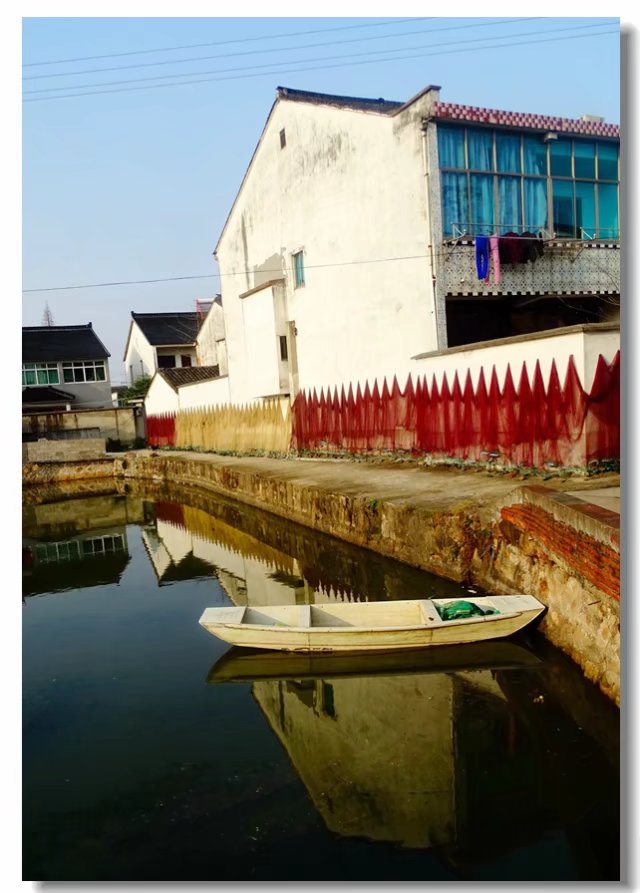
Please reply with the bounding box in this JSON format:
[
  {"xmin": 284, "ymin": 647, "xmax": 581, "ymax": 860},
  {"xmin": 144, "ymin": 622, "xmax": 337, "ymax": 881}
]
[{"xmin": 242, "ymin": 600, "xmax": 439, "ymax": 629}]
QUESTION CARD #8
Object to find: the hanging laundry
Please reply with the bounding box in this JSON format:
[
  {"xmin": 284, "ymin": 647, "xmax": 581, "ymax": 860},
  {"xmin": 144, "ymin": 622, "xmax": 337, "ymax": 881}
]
[
  {"xmin": 475, "ymin": 236, "xmax": 490, "ymax": 280},
  {"xmin": 489, "ymin": 235, "xmax": 501, "ymax": 284},
  {"xmin": 499, "ymin": 232, "xmax": 525, "ymax": 266},
  {"xmin": 521, "ymin": 231, "xmax": 545, "ymax": 262}
]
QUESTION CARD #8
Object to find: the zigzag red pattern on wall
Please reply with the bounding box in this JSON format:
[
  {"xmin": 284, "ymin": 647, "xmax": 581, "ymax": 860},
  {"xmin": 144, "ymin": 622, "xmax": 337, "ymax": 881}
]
[{"xmin": 291, "ymin": 353, "xmax": 620, "ymax": 468}]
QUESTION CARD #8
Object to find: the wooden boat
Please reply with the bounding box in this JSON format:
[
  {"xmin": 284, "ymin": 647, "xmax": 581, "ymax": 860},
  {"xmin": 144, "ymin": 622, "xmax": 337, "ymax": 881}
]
[
  {"xmin": 206, "ymin": 639, "xmax": 542, "ymax": 684},
  {"xmin": 198, "ymin": 595, "xmax": 545, "ymax": 653}
]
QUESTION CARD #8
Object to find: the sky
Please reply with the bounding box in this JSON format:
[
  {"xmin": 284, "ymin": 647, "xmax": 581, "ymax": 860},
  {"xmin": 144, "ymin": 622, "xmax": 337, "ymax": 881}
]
[{"xmin": 20, "ymin": 13, "xmax": 624, "ymax": 385}]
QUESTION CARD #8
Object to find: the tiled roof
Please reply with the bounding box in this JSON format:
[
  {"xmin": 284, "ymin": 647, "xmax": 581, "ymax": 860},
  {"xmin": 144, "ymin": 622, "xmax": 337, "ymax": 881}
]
[
  {"xmin": 276, "ymin": 86, "xmax": 403, "ymax": 115},
  {"xmin": 22, "ymin": 324, "xmax": 110, "ymax": 362},
  {"xmin": 431, "ymin": 101, "xmax": 620, "ymax": 138},
  {"xmin": 22, "ymin": 385, "xmax": 75, "ymax": 404},
  {"xmin": 131, "ymin": 312, "xmax": 201, "ymax": 346},
  {"xmin": 158, "ymin": 365, "xmax": 220, "ymax": 392}
]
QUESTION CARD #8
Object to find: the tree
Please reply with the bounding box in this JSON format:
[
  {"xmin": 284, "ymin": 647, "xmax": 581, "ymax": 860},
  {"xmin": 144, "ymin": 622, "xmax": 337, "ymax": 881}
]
[
  {"xmin": 122, "ymin": 374, "xmax": 152, "ymax": 401},
  {"xmin": 42, "ymin": 302, "xmax": 54, "ymax": 326}
]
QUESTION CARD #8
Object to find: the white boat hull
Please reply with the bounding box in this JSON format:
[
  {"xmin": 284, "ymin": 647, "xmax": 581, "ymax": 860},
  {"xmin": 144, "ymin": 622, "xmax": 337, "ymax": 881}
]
[{"xmin": 199, "ymin": 596, "xmax": 545, "ymax": 653}]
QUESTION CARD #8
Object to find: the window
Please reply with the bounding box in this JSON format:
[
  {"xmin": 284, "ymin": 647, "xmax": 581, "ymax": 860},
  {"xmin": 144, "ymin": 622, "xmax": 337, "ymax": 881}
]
[
  {"xmin": 157, "ymin": 355, "xmax": 176, "ymax": 368},
  {"xmin": 280, "ymin": 128, "xmax": 286, "ymax": 149},
  {"xmin": 82, "ymin": 534, "xmax": 125, "ymax": 555},
  {"xmin": 62, "ymin": 360, "xmax": 106, "ymax": 383},
  {"xmin": 22, "ymin": 363, "xmax": 59, "ymax": 386},
  {"xmin": 181, "ymin": 355, "xmax": 192, "ymax": 368},
  {"xmin": 293, "ymin": 251, "xmax": 305, "ymax": 287},
  {"xmin": 34, "ymin": 540, "xmax": 81, "ymax": 563},
  {"xmin": 437, "ymin": 123, "xmax": 619, "ymax": 239},
  {"xmin": 279, "ymin": 335, "xmax": 288, "ymax": 361}
]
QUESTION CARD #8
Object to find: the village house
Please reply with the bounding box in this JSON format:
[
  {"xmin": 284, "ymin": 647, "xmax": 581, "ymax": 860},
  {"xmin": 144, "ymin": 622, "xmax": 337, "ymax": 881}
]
[
  {"xmin": 123, "ymin": 310, "xmax": 203, "ymax": 386},
  {"xmin": 213, "ymin": 85, "xmax": 620, "ymax": 403},
  {"xmin": 22, "ymin": 323, "xmax": 112, "ymax": 413}
]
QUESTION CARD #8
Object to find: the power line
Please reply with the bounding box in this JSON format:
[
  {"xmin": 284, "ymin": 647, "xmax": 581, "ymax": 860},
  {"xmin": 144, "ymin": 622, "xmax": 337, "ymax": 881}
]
[
  {"xmin": 22, "ymin": 239, "xmax": 622, "ymax": 295},
  {"xmin": 30, "ymin": 18, "xmax": 573, "ymax": 95},
  {"xmin": 24, "ymin": 27, "xmax": 619, "ymax": 103},
  {"xmin": 23, "ymin": 18, "xmax": 542, "ymax": 81},
  {"xmin": 24, "ymin": 17, "xmax": 430, "ymax": 67}
]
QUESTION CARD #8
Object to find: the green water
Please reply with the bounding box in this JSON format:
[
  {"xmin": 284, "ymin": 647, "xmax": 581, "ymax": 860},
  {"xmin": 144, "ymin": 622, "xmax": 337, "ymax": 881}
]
[{"xmin": 22, "ymin": 485, "xmax": 620, "ymax": 881}]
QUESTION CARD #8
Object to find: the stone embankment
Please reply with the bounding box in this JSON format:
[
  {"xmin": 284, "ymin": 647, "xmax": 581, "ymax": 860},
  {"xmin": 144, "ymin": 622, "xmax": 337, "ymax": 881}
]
[{"xmin": 23, "ymin": 450, "xmax": 620, "ymax": 704}]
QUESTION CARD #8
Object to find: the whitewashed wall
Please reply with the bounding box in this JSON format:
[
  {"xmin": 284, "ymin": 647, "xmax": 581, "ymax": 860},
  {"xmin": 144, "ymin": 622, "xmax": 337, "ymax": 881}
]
[
  {"xmin": 215, "ymin": 90, "xmax": 440, "ymax": 404},
  {"xmin": 196, "ymin": 302, "xmax": 228, "ymax": 374},
  {"xmin": 144, "ymin": 373, "xmax": 178, "ymax": 416},
  {"xmin": 178, "ymin": 376, "xmax": 231, "ymax": 410},
  {"xmin": 410, "ymin": 323, "xmax": 619, "ymax": 393},
  {"xmin": 124, "ymin": 323, "xmax": 157, "ymax": 384}
]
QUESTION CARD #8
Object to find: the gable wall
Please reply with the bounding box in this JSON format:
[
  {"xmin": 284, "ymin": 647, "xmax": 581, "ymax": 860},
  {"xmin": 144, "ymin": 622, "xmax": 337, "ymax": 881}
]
[{"xmin": 216, "ymin": 94, "xmax": 439, "ymax": 402}]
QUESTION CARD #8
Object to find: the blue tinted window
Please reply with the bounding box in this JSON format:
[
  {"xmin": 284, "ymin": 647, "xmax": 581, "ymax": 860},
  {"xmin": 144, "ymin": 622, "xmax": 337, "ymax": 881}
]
[
  {"xmin": 524, "ymin": 178, "xmax": 548, "ymax": 230},
  {"xmin": 470, "ymin": 175, "xmax": 494, "ymax": 233},
  {"xmin": 598, "ymin": 184, "xmax": 619, "ymax": 237},
  {"xmin": 467, "ymin": 130, "xmax": 493, "ymax": 171},
  {"xmin": 550, "ymin": 140, "xmax": 572, "ymax": 177},
  {"xmin": 437, "ymin": 126, "xmax": 465, "ymax": 169},
  {"xmin": 441, "ymin": 172, "xmax": 468, "ymax": 235},
  {"xmin": 552, "ymin": 179, "xmax": 575, "ymax": 237},
  {"xmin": 293, "ymin": 251, "xmax": 305, "ymax": 287},
  {"xmin": 575, "ymin": 182, "xmax": 596, "ymax": 238},
  {"xmin": 523, "ymin": 136, "xmax": 547, "ymax": 175},
  {"xmin": 498, "ymin": 177, "xmax": 522, "ymax": 232},
  {"xmin": 574, "ymin": 141, "xmax": 595, "ymax": 179},
  {"xmin": 597, "ymin": 143, "xmax": 618, "ymax": 180},
  {"xmin": 496, "ymin": 134, "xmax": 521, "ymax": 173}
]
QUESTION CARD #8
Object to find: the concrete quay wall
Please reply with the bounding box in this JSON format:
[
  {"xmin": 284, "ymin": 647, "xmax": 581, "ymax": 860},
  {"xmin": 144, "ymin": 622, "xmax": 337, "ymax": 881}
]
[{"xmin": 23, "ymin": 451, "xmax": 621, "ymax": 704}]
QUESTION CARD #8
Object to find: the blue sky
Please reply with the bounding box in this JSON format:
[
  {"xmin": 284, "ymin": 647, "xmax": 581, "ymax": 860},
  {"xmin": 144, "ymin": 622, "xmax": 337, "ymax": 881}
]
[{"xmin": 22, "ymin": 15, "xmax": 621, "ymax": 381}]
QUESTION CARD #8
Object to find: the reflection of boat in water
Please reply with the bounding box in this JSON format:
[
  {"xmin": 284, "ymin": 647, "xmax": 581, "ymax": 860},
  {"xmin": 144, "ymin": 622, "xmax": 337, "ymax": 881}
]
[
  {"xmin": 207, "ymin": 639, "xmax": 541, "ymax": 683},
  {"xmin": 199, "ymin": 595, "xmax": 545, "ymax": 653}
]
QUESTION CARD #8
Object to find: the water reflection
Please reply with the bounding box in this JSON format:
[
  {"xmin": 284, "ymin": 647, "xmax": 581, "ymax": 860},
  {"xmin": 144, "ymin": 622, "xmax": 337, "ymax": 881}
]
[
  {"xmin": 132, "ymin": 483, "xmax": 474, "ymax": 606},
  {"xmin": 208, "ymin": 646, "xmax": 618, "ymax": 871},
  {"xmin": 22, "ymin": 494, "xmax": 137, "ymax": 597},
  {"xmin": 22, "ymin": 485, "xmax": 619, "ymax": 881}
]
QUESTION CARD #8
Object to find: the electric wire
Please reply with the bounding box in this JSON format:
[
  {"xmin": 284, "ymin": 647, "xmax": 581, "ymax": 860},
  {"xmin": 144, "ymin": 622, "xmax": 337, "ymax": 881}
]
[
  {"xmin": 23, "ymin": 17, "xmax": 431, "ymax": 66},
  {"xmin": 23, "ymin": 27, "xmax": 620, "ymax": 103},
  {"xmin": 23, "ymin": 18, "xmax": 542, "ymax": 80}
]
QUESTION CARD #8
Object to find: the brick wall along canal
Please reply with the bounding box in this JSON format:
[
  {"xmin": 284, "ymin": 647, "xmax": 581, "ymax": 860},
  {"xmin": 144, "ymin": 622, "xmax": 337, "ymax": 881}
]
[{"xmin": 22, "ymin": 483, "xmax": 620, "ymax": 882}]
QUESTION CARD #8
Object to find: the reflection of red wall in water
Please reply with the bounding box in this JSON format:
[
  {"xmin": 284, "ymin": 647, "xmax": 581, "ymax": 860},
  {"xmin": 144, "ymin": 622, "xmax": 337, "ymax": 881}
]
[
  {"xmin": 292, "ymin": 352, "xmax": 620, "ymax": 468},
  {"xmin": 154, "ymin": 501, "xmax": 185, "ymax": 527}
]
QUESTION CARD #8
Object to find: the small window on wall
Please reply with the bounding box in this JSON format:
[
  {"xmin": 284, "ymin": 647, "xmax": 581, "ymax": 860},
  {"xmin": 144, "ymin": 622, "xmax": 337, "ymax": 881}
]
[
  {"xmin": 181, "ymin": 355, "xmax": 192, "ymax": 367},
  {"xmin": 293, "ymin": 251, "xmax": 305, "ymax": 288},
  {"xmin": 279, "ymin": 335, "xmax": 288, "ymax": 361},
  {"xmin": 280, "ymin": 128, "xmax": 286, "ymax": 149},
  {"xmin": 158, "ymin": 355, "xmax": 175, "ymax": 368}
]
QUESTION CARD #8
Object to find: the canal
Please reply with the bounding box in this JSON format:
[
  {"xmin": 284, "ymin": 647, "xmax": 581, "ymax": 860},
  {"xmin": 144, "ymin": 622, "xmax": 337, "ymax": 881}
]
[{"xmin": 22, "ymin": 483, "xmax": 620, "ymax": 882}]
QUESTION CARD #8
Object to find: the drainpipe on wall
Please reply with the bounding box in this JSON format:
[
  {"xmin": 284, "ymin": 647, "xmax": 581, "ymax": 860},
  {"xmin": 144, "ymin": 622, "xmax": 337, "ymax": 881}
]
[{"xmin": 421, "ymin": 122, "xmax": 446, "ymax": 350}]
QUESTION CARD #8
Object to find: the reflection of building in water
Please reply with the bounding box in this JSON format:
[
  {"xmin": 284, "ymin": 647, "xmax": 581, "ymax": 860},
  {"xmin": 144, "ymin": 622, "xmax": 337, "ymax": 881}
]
[
  {"xmin": 22, "ymin": 494, "xmax": 144, "ymax": 540},
  {"xmin": 253, "ymin": 672, "xmax": 465, "ymax": 849},
  {"xmin": 143, "ymin": 501, "xmax": 362, "ymax": 605},
  {"xmin": 252, "ymin": 664, "xmax": 618, "ymax": 869},
  {"xmin": 22, "ymin": 526, "xmax": 130, "ymax": 597}
]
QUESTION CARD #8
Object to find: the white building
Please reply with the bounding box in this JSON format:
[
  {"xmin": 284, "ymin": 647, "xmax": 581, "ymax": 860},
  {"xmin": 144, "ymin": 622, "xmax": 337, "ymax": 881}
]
[
  {"xmin": 213, "ymin": 85, "xmax": 620, "ymax": 403},
  {"xmin": 123, "ymin": 311, "xmax": 203, "ymax": 386}
]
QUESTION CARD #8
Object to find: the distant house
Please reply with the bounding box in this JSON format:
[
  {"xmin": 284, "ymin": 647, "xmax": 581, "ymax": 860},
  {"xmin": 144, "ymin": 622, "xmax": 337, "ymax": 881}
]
[
  {"xmin": 144, "ymin": 365, "xmax": 222, "ymax": 417},
  {"xmin": 123, "ymin": 311, "xmax": 202, "ymax": 386},
  {"xmin": 194, "ymin": 296, "xmax": 228, "ymax": 375},
  {"xmin": 22, "ymin": 323, "xmax": 112, "ymax": 413}
]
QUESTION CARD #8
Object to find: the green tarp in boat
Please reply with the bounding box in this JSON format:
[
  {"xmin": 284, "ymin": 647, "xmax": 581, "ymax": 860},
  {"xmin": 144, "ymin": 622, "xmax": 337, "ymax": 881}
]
[{"xmin": 435, "ymin": 600, "xmax": 500, "ymax": 621}]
